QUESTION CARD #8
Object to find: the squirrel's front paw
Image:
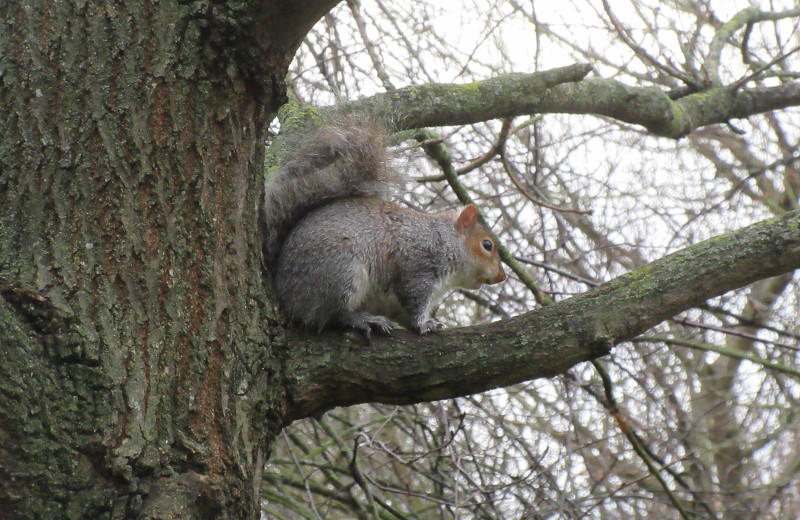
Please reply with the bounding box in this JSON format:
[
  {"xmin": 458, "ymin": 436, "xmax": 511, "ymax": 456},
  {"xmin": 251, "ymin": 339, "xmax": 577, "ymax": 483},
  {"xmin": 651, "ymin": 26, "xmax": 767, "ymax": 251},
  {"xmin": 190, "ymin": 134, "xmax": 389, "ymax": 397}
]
[{"xmin": 416, "ymin": 319, "xmax": 444, "ymax": 334}]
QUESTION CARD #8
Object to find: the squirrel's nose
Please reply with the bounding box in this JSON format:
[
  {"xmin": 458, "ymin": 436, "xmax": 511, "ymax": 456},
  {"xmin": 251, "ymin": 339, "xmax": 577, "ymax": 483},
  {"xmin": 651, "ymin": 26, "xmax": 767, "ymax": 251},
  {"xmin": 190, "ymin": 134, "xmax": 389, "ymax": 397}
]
[{"xmin": 491, "ymin": 268, "xmax": 506, "ymax": 284}]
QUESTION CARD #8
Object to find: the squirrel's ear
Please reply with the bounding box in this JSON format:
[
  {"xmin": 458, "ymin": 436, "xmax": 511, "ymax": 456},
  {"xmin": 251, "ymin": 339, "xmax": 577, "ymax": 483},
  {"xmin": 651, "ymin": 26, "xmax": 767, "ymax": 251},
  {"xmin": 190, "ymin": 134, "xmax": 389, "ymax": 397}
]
[{"xmin": 456, "ymin": 204, "xmax": 478, "ymax": 230}]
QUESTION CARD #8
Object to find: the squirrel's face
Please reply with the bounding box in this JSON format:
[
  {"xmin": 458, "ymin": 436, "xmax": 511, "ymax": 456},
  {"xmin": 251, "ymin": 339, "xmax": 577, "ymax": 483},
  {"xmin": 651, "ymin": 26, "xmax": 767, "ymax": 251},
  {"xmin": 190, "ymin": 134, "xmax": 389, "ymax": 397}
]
[
  {"xmin": 455, "ymin": 205, "xmax": 507, "ymax": 288},
  {"xmin": 466, "ymin": 234, "xmax": 506, "ymax": 287}
]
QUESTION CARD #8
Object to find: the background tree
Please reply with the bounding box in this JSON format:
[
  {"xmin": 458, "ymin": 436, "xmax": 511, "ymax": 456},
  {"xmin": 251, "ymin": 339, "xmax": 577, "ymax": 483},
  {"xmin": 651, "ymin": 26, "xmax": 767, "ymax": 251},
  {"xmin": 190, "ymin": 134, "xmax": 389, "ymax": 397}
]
[{"xmin": 1, "ymin": 1, "xmax": 798, "ymax": 520}]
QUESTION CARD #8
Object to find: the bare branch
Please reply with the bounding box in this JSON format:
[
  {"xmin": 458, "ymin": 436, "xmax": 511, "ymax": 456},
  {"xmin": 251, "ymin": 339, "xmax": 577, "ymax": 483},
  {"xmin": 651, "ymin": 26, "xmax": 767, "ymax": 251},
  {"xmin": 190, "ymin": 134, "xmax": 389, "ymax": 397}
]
[
  {"xmin": 333, "ymin": 63, "xmax": 595, "ymax": 128},
  {"xmin": 332, "ymin": 65, "xmax": 800, "ymax": 138},
  {"xmin": 703, "ymin": 6, "xmax": 800, "ymax": 85}
]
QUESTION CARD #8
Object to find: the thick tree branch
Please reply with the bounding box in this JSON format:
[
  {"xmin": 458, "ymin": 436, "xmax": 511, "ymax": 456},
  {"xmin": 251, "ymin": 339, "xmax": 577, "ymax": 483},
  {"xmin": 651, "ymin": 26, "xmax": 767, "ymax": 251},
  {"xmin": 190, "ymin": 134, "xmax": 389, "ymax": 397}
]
[
  {"xmin": 337, "ymin": 64, "xmax": 800, "ymax": 138},
  {"xmin": 546, "ymin": 80, "xmax": 800, "ymax": 137},
  {"xmin": 261, "ymin": 0, "xmax": 344, "ymax": 52},
  {"xmin": 284, "ymin": 209, "xmax": 800, "ymax": 422},
  {"xmin": 338, "ymin": 63, "xmax": 594, "ymax": 128}
]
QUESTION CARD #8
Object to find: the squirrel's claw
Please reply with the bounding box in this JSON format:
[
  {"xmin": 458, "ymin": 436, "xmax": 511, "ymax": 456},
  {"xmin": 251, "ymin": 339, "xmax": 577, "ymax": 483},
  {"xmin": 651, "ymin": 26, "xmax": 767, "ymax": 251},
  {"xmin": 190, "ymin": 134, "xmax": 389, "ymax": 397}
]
[
  {"xmin": 416, "ymin": 319, "xmax": 445, "ymax": 335},
  {"xmin": 345, "ymin": 312, "xmax": 394, "ymax": 341}
]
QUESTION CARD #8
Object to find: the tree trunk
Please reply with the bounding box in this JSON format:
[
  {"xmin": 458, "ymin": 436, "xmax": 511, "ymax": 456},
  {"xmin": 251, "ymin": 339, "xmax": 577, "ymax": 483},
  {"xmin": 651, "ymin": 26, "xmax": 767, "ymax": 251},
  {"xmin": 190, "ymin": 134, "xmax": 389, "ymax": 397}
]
[{"xmin": 0, "ymin": 1, "xmax": 334, "ymax": 517}]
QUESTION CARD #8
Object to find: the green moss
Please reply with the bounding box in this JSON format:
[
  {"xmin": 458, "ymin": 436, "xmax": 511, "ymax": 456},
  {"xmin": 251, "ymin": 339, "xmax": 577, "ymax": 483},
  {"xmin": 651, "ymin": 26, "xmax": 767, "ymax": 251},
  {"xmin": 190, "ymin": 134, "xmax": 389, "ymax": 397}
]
[
  {"xmin": 660, "ymin": 99, "xmax": 687, "ymax": 136},
  {"xmin": 457, "ymin": 80, "xmax": 483, "ymax": 92},
  {"xmin": 265, "ymin": 104, "xmax": 320, "ymax": 173}
]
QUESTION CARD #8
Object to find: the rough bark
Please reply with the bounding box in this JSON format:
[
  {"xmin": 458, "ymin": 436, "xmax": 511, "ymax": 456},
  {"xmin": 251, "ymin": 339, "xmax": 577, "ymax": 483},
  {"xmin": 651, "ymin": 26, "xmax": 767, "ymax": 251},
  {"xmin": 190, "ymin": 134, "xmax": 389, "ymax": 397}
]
[{"xmin": 0, "ymin": 0, "xmax": 337, "ymax": 518}]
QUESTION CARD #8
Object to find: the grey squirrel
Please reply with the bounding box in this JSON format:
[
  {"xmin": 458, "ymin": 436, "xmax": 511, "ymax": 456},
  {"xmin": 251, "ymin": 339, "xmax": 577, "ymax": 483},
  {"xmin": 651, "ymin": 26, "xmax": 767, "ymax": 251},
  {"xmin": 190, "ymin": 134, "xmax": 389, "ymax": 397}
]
[{"xmin": 262, "ymin": 117, "xmax": 506, "ymax": 337}]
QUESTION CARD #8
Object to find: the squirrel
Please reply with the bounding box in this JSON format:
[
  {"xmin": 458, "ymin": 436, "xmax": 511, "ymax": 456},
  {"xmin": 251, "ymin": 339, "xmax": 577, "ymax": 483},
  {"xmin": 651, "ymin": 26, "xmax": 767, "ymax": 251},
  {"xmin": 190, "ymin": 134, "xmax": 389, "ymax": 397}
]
[{"xmin": 262, "ymin": 116, "xmax": 506, "ymax": 338}]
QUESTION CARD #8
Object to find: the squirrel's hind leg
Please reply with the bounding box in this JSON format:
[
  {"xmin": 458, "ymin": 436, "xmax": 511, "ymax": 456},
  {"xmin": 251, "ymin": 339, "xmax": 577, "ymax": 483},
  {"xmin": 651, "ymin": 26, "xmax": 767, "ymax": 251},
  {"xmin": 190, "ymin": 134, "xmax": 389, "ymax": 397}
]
[{"xmin": 341, "ymin": 312, "xmax": 394, "ymax": 340}]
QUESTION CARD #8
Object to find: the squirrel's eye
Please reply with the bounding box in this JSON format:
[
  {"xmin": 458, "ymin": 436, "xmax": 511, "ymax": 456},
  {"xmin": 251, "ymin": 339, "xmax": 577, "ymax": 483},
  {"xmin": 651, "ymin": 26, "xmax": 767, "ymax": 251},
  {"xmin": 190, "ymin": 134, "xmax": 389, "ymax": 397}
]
[{"xmin": 481, "ymin": 239, "xmax": 493, "ymax": 252}]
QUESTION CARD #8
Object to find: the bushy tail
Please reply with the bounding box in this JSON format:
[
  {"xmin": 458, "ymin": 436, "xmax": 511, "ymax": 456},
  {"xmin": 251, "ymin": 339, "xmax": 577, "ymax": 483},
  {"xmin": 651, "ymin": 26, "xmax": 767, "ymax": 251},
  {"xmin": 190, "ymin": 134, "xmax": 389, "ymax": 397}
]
[{"xmin": 262, "ymin": 117, "xmax": 398, "ymax": 265}]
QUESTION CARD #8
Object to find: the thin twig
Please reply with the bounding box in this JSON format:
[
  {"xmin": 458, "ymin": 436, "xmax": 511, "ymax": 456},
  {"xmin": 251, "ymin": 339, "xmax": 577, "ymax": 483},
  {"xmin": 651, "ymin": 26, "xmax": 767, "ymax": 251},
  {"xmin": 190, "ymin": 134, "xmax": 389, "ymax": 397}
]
[
  {"xmin": 672, "ymin": 316, "xmax": 800, "ymax": 352},
  {"xmin": 281, "ymin": 430, "xmax": 326, "ymax": 520},
  {"xmin": 590, "ymin": 361, "xmax": 697, "ymax": 520},
  {"xmin": 499, "ymin": 146, "xmax": 592, "ymax": 215},
  {"xmin": 414, "ymin": 128, "xmax": 552, "ymax": 306},
  {"xmin": 730, "ymin": 45, "xmax": 800, "ymax": 90},
  {"xmin": 634, "ymin": 337, "xmax": 800, "ymax": 379}
]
